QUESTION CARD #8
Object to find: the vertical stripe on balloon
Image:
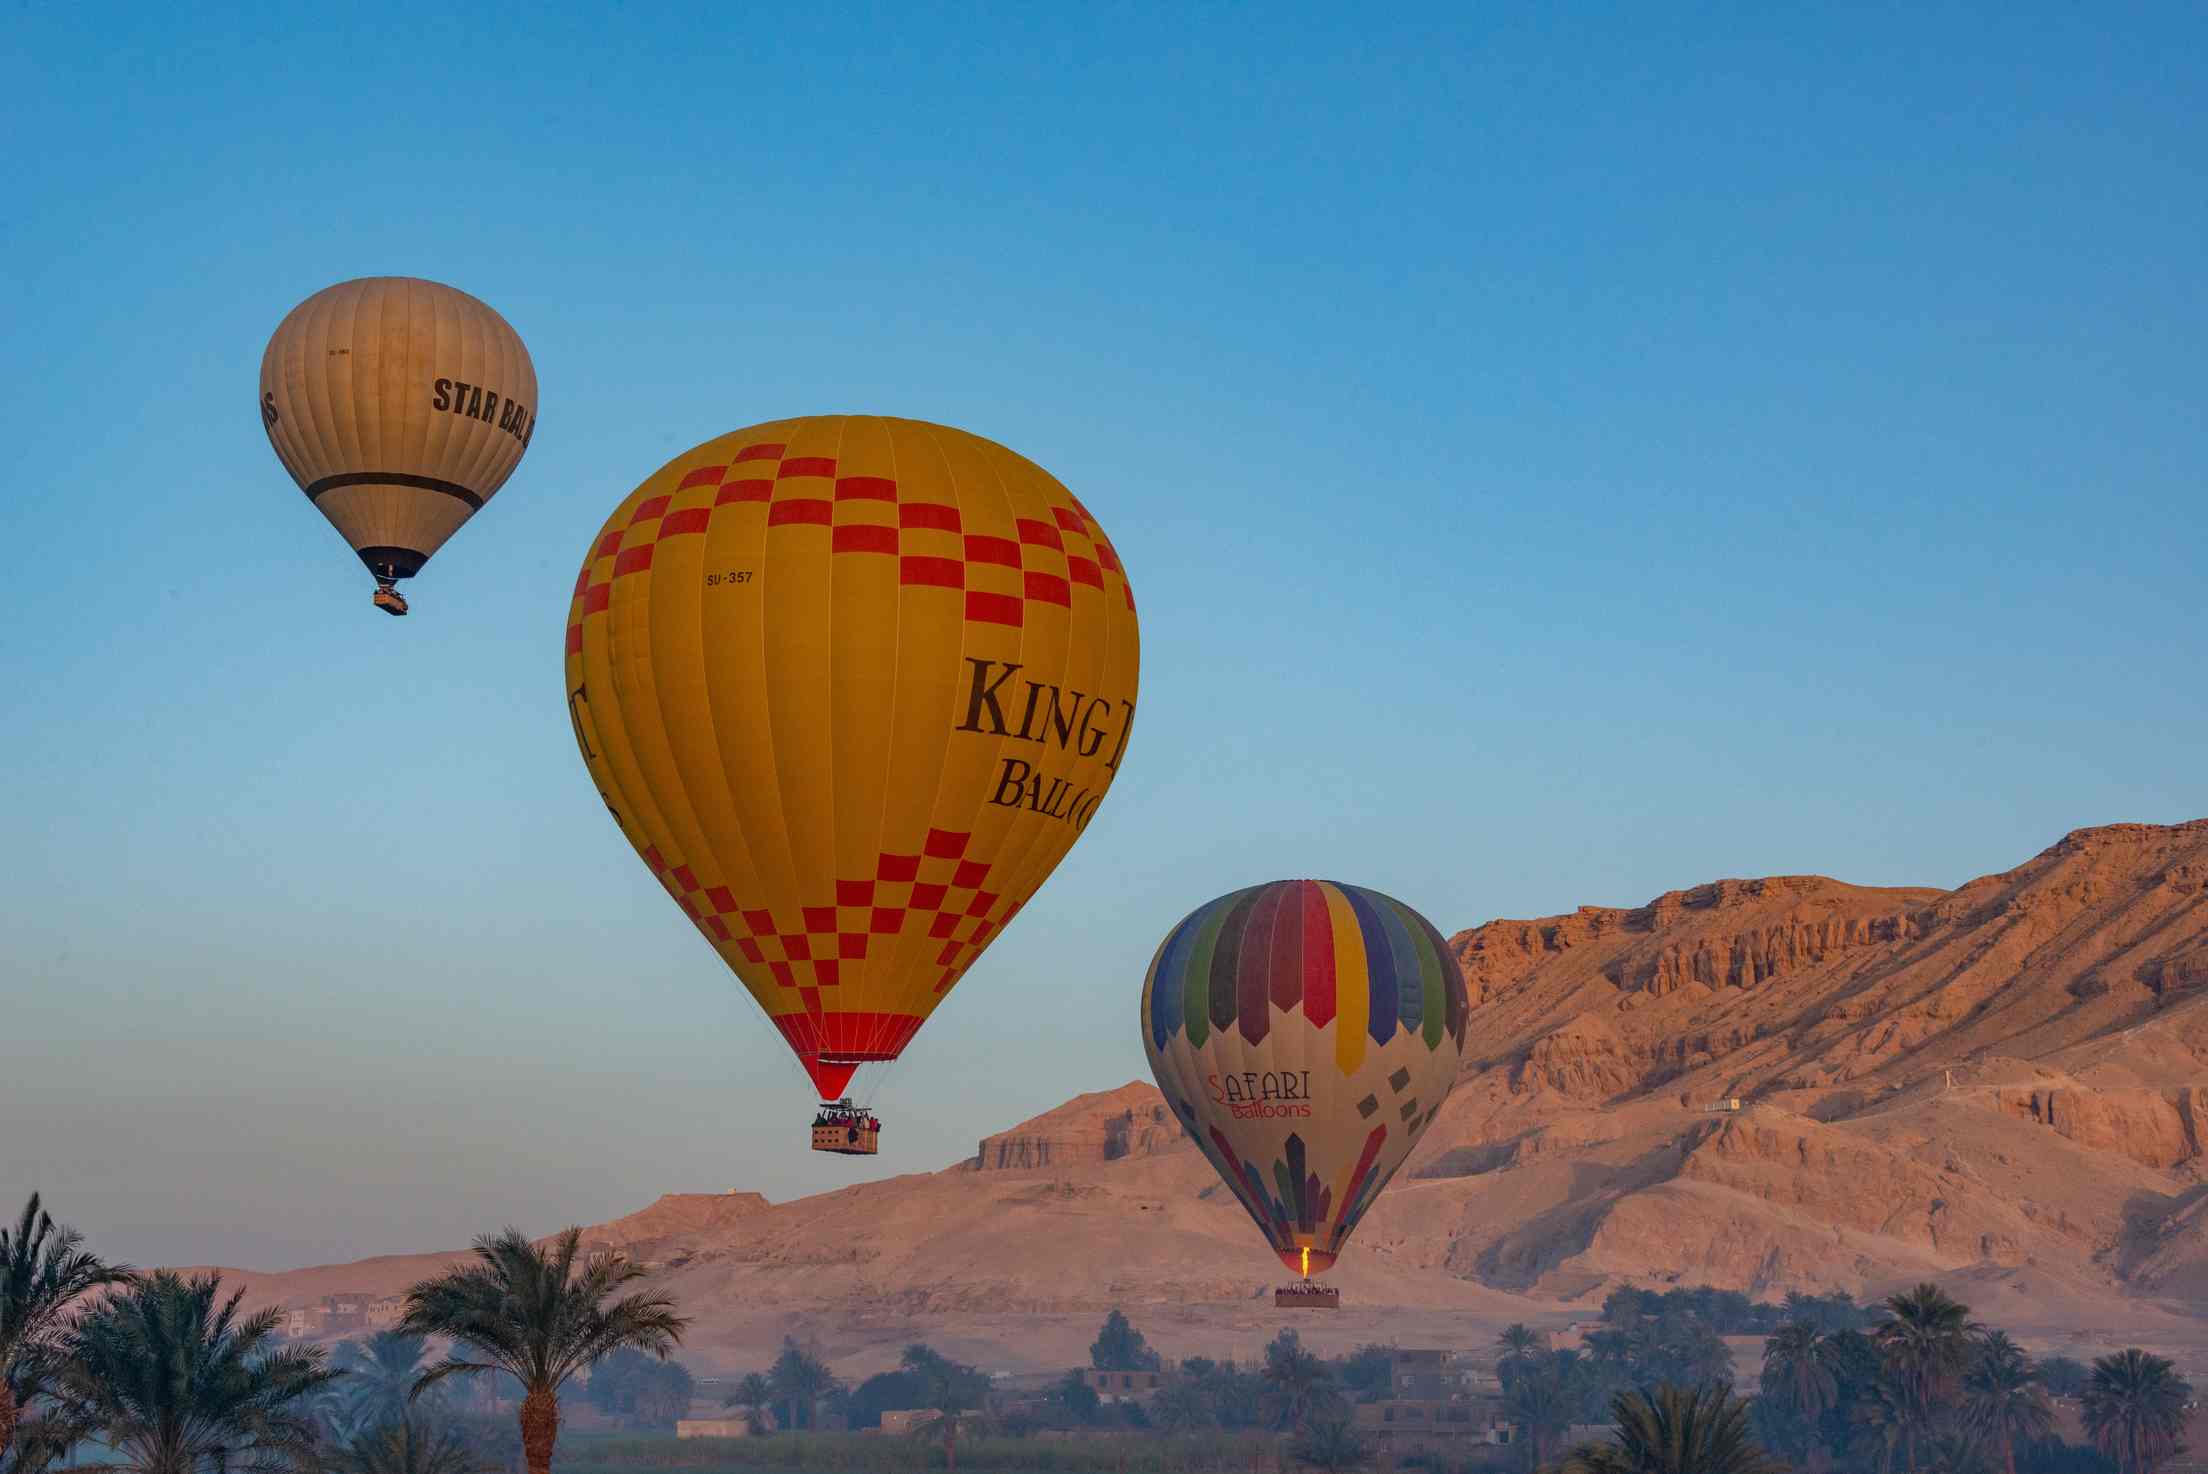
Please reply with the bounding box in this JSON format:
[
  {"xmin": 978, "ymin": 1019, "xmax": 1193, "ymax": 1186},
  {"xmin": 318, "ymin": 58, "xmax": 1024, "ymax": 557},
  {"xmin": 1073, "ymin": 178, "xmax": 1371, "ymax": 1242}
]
[
  {"xmin": 1148, "ymin": 907, "xmax": 1205, "ymax": 1050},
  {"xmin": 1402, "ymin": 904, "xmax": 1448, "ymax": 1051},
  {"xmin": 1343, "ymin": 886, "xmax": 1399, "ymax": 1047},
  {"xmin": 1266, "ymin": 881, "xmax": 1303, "ymax": 1016},
  {"xmin": 1300, "ymin": 881, "xmax": 1335, "ymax": 1028},
  {"xmin": 1364, "ymin": 887, "xmax": 1424, "ymax": 1039},
  {"xmin": 1182, "ymin": 895, "xmax": 1234, "ymax": 1048},
  {"xmin": 1410, "ymin": 910, "xmax": 1469, "ymax": 1049},
  {"xmin": 1320, "ymin": 883, "xmax": 1367, "ymax": 1074},
  {"xmin": 1236, "ymin": 885, "xmax": 1284, "ymax": 1044},
  {"xmin": 1209, "ymin": 891, "xmax": 1257, "ymax": 1037}
]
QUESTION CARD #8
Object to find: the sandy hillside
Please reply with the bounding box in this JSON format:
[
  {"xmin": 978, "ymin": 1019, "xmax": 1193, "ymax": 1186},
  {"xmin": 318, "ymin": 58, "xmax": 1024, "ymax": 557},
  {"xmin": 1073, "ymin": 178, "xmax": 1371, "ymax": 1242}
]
[{"xmin": 189, "ymin": 820, "xmax": 2208, "ymax": 1374}]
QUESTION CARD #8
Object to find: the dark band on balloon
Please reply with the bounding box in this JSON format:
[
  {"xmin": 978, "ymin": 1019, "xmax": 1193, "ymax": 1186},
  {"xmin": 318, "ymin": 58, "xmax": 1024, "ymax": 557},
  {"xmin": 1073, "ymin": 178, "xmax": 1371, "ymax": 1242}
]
[{"xmin": 305, "ymin": 472, "xmax": 484, "ymax": 509}]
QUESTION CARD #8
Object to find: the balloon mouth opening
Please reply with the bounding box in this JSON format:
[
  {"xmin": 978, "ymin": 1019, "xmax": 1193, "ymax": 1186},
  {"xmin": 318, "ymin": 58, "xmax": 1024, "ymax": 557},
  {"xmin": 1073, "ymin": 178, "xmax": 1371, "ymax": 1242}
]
[
  {"xmin": 355, "ymin": 546, "xmax": 428, "ymax": 581},
  {"xmin": 802, "ymin": 1052, "xmax": 899, "ymax": 1100},
  {"xmin": 1278, "ymin": 1246, "xmax": 1337, "ymax": 1278}
]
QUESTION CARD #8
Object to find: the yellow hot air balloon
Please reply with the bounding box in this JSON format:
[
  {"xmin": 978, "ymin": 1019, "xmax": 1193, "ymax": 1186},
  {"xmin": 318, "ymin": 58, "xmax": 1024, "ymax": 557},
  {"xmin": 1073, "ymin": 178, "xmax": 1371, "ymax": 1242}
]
[
  {"xmin": 1140, "ymin": 880, "xmax": 1470, "ymax": 1307},
  {"xmin": 566, "ymin": 416, "xmax": 1139, "ymax": 1149},
  {"xmin": 260, "ymin": 277, "xmax": 537, "ymax": 616}
]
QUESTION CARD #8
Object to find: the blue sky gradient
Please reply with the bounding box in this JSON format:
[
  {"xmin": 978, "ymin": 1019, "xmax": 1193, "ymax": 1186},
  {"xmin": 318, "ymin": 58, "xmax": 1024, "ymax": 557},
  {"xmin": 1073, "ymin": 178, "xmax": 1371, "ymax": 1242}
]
[{"xmin": 3, "ymin": 2, "xmax": 2202, "ymax": 1268}]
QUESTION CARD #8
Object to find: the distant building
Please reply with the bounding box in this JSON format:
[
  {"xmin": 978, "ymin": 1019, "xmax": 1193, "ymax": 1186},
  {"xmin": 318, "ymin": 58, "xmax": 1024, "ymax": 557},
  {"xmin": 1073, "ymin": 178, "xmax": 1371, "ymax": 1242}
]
[
  {"xmin": 879, "ymin": 1410, "xmax": 942, "ymax": 1435},
  {"xmin": 1353, "ymin": 1400, "xmax": 1513, "ymax": 1455},
  {"xmin": 676, "ymin": 1419, "xmax": 757, "ymax": 1439},
  {"xmin": 278, "ymin": 1293, "xmax": 390, "ymax": 1339},
  {"xmin": 1078, "ymin": 1368, "xmax": 1162, "ymax": 1403},
  {"xmin": 1391, "ymin": 1349, "xmax": 1462, "ymax": 1400}
]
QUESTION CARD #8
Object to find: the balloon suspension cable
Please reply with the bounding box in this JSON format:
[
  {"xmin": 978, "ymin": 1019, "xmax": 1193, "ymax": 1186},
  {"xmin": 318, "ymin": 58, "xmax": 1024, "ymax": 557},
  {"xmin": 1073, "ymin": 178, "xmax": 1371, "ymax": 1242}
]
[{"xmin": 861, "ymin": 1052, "xmax": 906, "ymax": 1113}]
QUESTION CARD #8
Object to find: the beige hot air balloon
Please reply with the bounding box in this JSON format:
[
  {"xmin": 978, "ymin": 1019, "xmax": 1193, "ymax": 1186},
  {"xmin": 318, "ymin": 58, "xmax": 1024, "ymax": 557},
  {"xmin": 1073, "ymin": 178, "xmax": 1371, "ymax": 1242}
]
[{"xmin": 260, "ymin": 277, "xmax": 537, "ymax": 615}]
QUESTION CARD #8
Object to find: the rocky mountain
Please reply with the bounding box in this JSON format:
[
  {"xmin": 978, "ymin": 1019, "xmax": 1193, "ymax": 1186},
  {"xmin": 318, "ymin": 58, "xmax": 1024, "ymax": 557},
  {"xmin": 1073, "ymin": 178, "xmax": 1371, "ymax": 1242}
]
[
  {"xmin": 1386, "ymin": 819, "xmax": 2208, "ymax": 1307},
  {"xmin": 193, "ymin": 820, "xmax": 2208, "ymax": 1373}
]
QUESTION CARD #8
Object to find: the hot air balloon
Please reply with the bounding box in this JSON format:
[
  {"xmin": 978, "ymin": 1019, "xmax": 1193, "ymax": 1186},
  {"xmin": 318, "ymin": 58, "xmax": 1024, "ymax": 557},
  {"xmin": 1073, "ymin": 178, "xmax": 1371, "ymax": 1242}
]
[
  {"xmin": 1141, "ymin": 880, "xmax": 1469, "ymax": 1307},
  {"xmin": 260, "ymin": 277, "xmax": 537, "ymax": 616},
  {"xmin": 566, "ymin": 416, "xmax": 1139, "ymax": 1151}
]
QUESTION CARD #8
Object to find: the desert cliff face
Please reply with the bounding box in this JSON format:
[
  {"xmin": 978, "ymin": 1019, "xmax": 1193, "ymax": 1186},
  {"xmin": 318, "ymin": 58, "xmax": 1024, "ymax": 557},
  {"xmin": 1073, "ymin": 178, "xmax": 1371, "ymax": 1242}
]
[
  {"xmin": 190, "ymin": 820, "xmax": 2208, "ymax": 1368},
  {"xmin": 969, "ymin": 1083, "xmax": 1184, "ymax": 1170},
  {"xmin": 1385, "ymin": 819, "xmax": 2208, "ymax": 1306}
]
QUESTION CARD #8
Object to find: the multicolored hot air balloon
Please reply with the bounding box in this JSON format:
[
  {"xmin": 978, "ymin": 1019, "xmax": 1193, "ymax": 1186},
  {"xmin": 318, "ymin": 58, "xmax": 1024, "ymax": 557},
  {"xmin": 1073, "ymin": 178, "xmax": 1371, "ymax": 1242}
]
[
  {"xmin": 260, "ymin": 277, "xmax": 537, "ymax": 616},
  {"xmin": 566, "ymin": 415, "xmax": 1139, "ymax": 1151},
  {"xmin": 1141, "ymin": 880, "xmax": 1469, "ymax": 1304}
]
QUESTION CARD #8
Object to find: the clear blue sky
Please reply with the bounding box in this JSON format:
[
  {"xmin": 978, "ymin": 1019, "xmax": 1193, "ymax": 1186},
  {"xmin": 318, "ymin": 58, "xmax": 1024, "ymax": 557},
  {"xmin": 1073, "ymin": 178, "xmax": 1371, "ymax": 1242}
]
[{"xmin": 4, "ymin": 3, "xmax": 2201, "ymax": 1271}]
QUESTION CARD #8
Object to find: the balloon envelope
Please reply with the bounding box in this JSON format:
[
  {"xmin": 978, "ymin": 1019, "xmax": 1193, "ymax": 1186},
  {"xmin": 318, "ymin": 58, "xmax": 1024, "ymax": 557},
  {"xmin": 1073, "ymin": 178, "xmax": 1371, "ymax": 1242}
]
[
  {"xmin": 260, "ymin": 276, "xmax": 536, "ymax": 588},
  {"xmin": 1142, "ymin": 880, "xmax": 1469, "ymax": 1275},
  {"xmin": 567, "ymin": 415, "xmax": 1140, "ymax": 1099}
]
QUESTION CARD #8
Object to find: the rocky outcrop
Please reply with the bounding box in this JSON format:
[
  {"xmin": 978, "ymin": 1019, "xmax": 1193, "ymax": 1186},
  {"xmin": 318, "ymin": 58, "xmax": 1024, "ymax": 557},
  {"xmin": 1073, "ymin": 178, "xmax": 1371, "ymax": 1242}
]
[
  {"xmin": 1404, "ymin": 818, "xmax": 2208, "ymax": 1299},
  {"xmin": 1986, "ymin": 1085, "xmax": 2205, "ymax": 1171},
  {"xmin": 971, "ymin": 1082, "xmax": 1184, "ymax": 1170}
]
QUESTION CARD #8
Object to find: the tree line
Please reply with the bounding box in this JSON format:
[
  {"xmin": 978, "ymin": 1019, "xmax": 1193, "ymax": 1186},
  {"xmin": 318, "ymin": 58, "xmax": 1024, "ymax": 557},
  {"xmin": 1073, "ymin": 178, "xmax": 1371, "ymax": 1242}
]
[
  {"xmin": 2, "ymin": 1194, "xmax": 686, "ymax": 1474},
  {"xmin": 5, "ymin": 1191, "xmax": 2196, "ymax": 1474},
  {"xmin": 1491, "ymin": 1282, "xmax": 2193, "ymax": 1474}
]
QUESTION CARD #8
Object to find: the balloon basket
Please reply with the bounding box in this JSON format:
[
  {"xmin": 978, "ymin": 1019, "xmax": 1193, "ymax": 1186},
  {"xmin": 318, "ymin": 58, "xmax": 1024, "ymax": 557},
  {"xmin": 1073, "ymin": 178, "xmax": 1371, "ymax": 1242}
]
[
  {"xmin": 811, "ymin": 1099, "xmax": 880, "ymax": 1156},
  {"xmin": 1275, "ymin": 1280, "xmax": 1340, "ymax": 1309},
  {"xmin": 373, "ymin": 584, "xmax": 409, "ymax": 616}
]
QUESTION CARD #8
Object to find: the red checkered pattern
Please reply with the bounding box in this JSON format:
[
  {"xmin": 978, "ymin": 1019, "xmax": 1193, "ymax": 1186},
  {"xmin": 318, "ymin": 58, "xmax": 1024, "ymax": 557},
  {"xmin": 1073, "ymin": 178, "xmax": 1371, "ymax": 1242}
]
[
  {"xmin": 563, "ymin": 442, "xmax": 1136, "ymax": 657},
  {"xmin": 635, "ymin": 828, "xmax": 1025, "ymax": 1006}
]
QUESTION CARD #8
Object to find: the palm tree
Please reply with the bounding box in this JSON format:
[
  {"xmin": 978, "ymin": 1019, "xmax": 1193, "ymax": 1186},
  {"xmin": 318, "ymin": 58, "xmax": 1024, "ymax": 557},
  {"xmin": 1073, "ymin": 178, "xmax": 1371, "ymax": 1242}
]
[
  {"xmin": 1963, "ymin": 1337, "xmax": 2053, "ymax": 1474},
  {"xmin": 899, "ymin": 1347, "xmax": 992, "ymax": 1473},
  {"xmin": 2081, "ymin": 1349, "xmax": 2192, "ymax": 1474},
  {"xmin": 1974, "ymin": 1333, "xmax": 2025, "ymax": 1372},
  {"xmin": 1920, "ymin": 1432, "xmax": 1994, "ymax": 1474},
  {"xmin": 1291, "ymin": 1410, "xmax": 1370, "ymax": 1473},
  {"xmin": 724, "ymin": 1372, "xmax": 772, "ymax": 1434},
  {"xmin": 1263, "ymin": 1334, "xmax": 1334, "ymax": 1431},
  {"xmin": 1762, "ymin": 1322, "xmax": 1839, "ymax": 1436},
  {"xmin": 1, "ymin": 1193, "xmax": 134, "ymax": 1464},
  {"xmin": 330, "ymin": 1419, "xmax": 484, "ymax": 1474},
  {"xmin": 764, "ymin": 1338, "xmax": 837, "ymax": 1433},
  {"xmin": 400, "ymin": 1227, "xmax": 689, "ymax": 1474},
  {"xmin": 1847, "ymin": 1371, "xmax": 1916, "ymax": 1474},
  {"xmin": 4, "ymin": 1343, "xmax": 96, "ymax": 1474},
  {"xmin": 1552, "ymin": 1447, "xmax": 1632, "ymax": 1474},
  {"xmin": 1874, "ymin": 1284, "xmax": 1977, "ymax": 1471},
  {"xmin": 336, "ymin": 1332, "xmax": 438, "ymax": 1434},
  {"xmin": 1506, "ymin": 1356, "xmax": 1579, "ymax": 1470},
  {"xmin": 57, "ymin": 1270, "xmax": 336, "ymax": 1474},
  {"xmin": 1549, "ymin": 1383, "xmax": 1784, "ymax": 1474},
  {"xmin": 1500, "ymin": 1325, "xmax": 1543, "ymax": 1367}
]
